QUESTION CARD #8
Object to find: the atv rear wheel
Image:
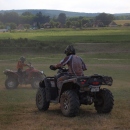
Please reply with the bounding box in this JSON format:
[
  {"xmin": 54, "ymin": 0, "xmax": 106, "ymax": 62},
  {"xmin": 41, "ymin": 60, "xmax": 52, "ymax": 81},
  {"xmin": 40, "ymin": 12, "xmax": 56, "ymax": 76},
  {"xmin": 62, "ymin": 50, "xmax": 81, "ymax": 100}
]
[
  {"xmin": 5, "ymin": 78, "xmax": 19, "ymax": 89},
  {"xmin": 94, "ymin": 88, "xmax": 114, "ymax": 113},
  {"xmin": 36, "ymin": 87, "xmax": 50, "ymax": 111},
  {"xmin": 60, "ymin": 90, "xmax": 80, "ymax": 117}
]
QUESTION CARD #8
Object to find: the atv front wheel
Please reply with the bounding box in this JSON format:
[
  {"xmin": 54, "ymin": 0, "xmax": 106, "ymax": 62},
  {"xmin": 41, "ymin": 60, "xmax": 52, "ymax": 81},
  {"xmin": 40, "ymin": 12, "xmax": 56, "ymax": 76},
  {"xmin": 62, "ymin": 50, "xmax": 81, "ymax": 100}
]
[
  {"xmin": 60, "ymin": 90, "xmax": 80, "ymax": 117},
  {"xmin": 31, "ymin": 78, "xmax": 42, "ymax": 89},
  {"xmin": 36, "ymin": 87, "xmax": 50, "ymax": 111},
  {"xmin": 94, "ymin": 88, "xmax": 114, "ymax": 113},
  {"xmin": 5, "ymin": 78, "xmax": 19, "ymax": 89}
]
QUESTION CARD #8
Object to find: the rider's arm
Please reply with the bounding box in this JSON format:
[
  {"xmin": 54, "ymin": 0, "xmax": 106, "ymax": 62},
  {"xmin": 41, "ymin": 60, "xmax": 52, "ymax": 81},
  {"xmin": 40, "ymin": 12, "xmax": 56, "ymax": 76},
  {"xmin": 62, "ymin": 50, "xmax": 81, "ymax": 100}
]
[
  {"xmin": 23, "ymin": 63, "xmax": 28, "ymax": 66},
  {"xmin": 80, "ymin": 58, "xmax": 87, "ymax": 71},
  {"xmin": 17, "ymin": 61, "xmax": 28, "ymax": 68},
  {"xmin": 17, "ymin": 61, "xmax": 21, "ymax": 69},
  {"xmin": 55, "ymin": 55, "xmax": 72, "ymax": 68}
]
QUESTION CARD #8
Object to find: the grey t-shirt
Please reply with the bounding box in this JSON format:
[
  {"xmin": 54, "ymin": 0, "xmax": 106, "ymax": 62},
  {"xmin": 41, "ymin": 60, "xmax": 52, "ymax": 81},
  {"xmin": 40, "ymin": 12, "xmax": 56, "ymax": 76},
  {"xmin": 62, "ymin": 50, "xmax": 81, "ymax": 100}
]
[{"xmin": 57, "ymin": 54, "xmax": 87, "ymax": 76}]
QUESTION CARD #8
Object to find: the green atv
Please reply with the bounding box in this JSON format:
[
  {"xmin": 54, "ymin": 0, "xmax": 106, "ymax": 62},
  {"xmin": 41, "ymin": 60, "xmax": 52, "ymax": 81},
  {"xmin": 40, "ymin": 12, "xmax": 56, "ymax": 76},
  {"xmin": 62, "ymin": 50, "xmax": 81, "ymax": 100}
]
[{"xmin": 36, "ymin": 65, "xmax": 114, "ymax": 117}]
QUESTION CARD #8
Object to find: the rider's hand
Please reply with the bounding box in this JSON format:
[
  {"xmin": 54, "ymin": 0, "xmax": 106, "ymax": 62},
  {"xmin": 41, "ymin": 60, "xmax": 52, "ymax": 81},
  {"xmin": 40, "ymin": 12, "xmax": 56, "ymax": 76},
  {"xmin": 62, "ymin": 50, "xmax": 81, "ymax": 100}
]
[
  {"xmin": 50, "ymin": 65, "xmax": 57, "ymax": 70},
  {"xmin": 27, "ymin": 64, "xmax": 30, "ymax": 67}
]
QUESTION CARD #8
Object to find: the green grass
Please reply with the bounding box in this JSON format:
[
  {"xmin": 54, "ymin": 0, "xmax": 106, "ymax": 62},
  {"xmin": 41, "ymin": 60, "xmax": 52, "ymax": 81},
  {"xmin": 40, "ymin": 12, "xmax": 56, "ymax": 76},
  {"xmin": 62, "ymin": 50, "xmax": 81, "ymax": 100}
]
[
  {"xmin": 0, "ymin": 28, "xmax": 130, "ymax": 130},
  {"xmin": 114, "ymin": 20, "xmax": 130, "ymax": 25},
  {"xmin": 0, "ymin": 27, "xmax": 130, "ymax": 43}
]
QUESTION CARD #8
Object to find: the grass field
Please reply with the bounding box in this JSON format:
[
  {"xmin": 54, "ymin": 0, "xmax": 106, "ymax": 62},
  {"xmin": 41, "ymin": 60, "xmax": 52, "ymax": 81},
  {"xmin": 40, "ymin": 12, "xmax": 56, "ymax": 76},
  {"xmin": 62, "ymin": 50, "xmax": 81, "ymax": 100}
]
[
  {"xmin": 114, "ymin": 20, "xmax": 130, "ymax": 25},
  {"xmin": 0, "ymin": 28, "xmax": 130, "ymax": 130},
  {"xmin": 0, "ymin": 27, "xmax": 130, "ymax": 43}
]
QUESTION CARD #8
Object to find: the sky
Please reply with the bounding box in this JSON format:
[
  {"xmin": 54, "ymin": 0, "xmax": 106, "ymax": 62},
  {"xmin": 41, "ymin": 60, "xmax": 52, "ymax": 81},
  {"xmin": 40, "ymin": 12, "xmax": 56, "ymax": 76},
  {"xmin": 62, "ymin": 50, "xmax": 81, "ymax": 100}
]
[{"xmin": 0, "ymin": 0, "xmax": 130, "ymax": 14}]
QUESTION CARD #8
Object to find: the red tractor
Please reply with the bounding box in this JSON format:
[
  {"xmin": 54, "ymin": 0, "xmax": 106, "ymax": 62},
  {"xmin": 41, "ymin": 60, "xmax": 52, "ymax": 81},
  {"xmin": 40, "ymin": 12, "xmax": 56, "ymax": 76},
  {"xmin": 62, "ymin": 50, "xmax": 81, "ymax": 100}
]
[{"xmin": 3, "ymin": 63, "xmax": 45, "ymax": 89}]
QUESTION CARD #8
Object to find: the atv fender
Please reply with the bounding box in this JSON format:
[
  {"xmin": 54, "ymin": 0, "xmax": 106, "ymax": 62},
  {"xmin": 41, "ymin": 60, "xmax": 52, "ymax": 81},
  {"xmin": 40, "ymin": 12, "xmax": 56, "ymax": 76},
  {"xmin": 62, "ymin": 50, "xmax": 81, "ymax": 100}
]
[
  {"xmin": 39, "ymin": 78, "xmax": 51, "ymax": 102},
  {"xmin": 4, "ymin": 71, "xmax": 18, "ymax": 79},
  {"xmin": 59, "ymin": 78, "xmax": 79, "ymax": 97},
  {"xmin": 63, "ymin": 78, "xmax": 77, "ymax": 84}
]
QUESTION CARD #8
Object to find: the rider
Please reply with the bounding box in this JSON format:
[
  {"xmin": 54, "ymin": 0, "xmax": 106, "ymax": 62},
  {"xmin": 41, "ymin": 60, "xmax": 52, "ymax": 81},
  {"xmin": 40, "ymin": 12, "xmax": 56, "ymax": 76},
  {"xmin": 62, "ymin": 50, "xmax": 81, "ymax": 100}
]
[
  {"xmin": 17, "ymin": 56, "xmax": 28, "ymax": 83},
  {"xmin": 53, "ymin": 45, "xmax": 87, "ymax": 88}
]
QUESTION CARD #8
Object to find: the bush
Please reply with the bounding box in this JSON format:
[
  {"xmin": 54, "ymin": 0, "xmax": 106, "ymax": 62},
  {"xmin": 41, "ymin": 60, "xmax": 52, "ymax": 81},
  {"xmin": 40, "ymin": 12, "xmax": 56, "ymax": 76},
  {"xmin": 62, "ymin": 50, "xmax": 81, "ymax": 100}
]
[{"xmin": 0, "ymin": 38, "xmax": 72, "ymax": 54}]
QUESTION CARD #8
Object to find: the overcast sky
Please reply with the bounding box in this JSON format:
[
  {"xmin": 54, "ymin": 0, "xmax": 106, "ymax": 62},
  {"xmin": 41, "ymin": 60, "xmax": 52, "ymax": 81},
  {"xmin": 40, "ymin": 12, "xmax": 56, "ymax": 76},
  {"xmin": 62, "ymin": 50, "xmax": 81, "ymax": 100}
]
[{"xmin": 0, "ymin": 0, "xmax": 130, "ymax": 14}]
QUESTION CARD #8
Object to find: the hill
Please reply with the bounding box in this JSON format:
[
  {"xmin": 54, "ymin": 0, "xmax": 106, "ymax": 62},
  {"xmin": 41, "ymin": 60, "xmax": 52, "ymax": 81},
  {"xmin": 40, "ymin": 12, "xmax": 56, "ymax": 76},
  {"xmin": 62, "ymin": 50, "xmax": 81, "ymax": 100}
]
[
  {"xmin": 1, "ymin": 9, "xmax": 130, "ymax": 18},
  {"xmin": 0, "ymin": 9, "xmax": 100, "ymax": 17}
]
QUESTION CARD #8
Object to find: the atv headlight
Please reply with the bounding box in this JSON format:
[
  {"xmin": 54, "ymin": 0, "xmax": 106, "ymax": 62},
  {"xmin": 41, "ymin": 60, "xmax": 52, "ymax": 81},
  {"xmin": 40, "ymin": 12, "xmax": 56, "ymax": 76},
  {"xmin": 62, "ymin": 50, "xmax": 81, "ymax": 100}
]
[
  {"xmin": 40, "ymin": 71, "xmax": 44, "ymax": 74},
  {"xmin": 3, "ymin": 70, "xmax": 7, "ymax": 74}
]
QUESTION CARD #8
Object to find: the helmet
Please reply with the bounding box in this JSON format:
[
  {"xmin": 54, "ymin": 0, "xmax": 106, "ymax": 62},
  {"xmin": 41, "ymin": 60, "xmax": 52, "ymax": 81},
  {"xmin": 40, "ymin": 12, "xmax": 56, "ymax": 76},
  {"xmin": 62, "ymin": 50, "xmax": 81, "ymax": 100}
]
[
  {"xmin": 20, "ymin": 56, "xmax": 26, "ymax": 62},
  {"xmin": 64, "ymin": 45, "xmax": 75, "ymax": 56}
]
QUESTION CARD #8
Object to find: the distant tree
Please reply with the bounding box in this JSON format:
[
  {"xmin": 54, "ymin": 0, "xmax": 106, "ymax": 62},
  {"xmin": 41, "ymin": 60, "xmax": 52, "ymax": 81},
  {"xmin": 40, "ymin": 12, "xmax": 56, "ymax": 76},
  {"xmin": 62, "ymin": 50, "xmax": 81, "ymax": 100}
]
[
  {"xmin": 67, "ymin": 16, "xmax": 94, "ymax": 28},
  {"xmin": 95, "ymin": 13, "xmax": 114, "ymax": 26},
  {"xmin": 35, "ymin": 12, "xmax": 43, "ymax": 23},
  {"xmin": 71, "ymin": 21, "xmax": 77, "ymax": 27},
  {"xmin": 0, "ymin": 21, "xmax": 4, "ymax": 29},
  {"xmin": 75, "ymin": 21, "xmax": 80, "ymax": 28},
  {"xmin": 68, "ymin": 17, "xmax": 79, "ymax": 23},
  {"xmin": 43, "ymin": 15, "xmax": 50, "ymax": 23},
  {"xmin": 52, "ymin": 16, "xmax": 57, "ymax": 22},
  {"xmin": 125, "ymin": 15, "xmax": 130, "ymax": 20},
  {"xmin": 2, "ymin": 12, "xmax": 20, "ymax": 24},
  {"xmin": 49, "ymin": 19, "xmax": 56, "ymax": 28},
  {"xmin": 0, "ymin": 13, "xmax": 3, "ymax": 22},
  {"xmin": 37, "ymin": 22, "xmax": 41, "ymax": 29},
  {"xmin": 115, "ymin": 15, "xmax": 130, "ymax": 20},
  {"xmin": 24, "ymin": 24, "xmax": 30, "ymax": 29},
  {"xmin": 20, "ymin": 15, "xmax": 34, "ymax": 24},
  {"xmin": 34, "ymin": 12, "xmax": 50, "ymax": 25},
  {"xmin": 79, "ymin": 20, "xmax": 82, "ymax": 28},
  {"xmin": 66, "ymin": 20, "xmax": 71, "ymax": 28},
  {"xmin": 22, "ymin": 11, "xmax": 33, "ymax": 16},
  {"xmin": 58, "ymin": 13, "xmax": 66, "ymax": 25},
  {"xmin": 55, "ymin": 22, "xmax": 60, "ymax": 28},
  {"xmin": 81, "ymin": 18, "xmax": 90, "ymax": 25},
  {"xmin": 9, "ymin": 22, "xmax": 17, "ymax": 30}
]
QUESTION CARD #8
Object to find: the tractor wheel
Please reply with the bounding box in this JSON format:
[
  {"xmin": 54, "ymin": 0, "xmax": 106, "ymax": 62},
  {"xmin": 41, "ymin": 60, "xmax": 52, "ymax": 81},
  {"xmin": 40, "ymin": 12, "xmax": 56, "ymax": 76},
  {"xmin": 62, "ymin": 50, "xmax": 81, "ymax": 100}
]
[
  {"xmin": 94, "ymin": 88, "xmax": 114, "ymax": 113},
  {"xmin": 60, "ymin": 90, "xmax": 80, "ymax": 117},
  {"xmin": 36, "ymin": 87, "xmax": 50, "ymax": 111},
  {"xmin": 5, "ymin": 78, "xmax": 19, "ymax": 89}
]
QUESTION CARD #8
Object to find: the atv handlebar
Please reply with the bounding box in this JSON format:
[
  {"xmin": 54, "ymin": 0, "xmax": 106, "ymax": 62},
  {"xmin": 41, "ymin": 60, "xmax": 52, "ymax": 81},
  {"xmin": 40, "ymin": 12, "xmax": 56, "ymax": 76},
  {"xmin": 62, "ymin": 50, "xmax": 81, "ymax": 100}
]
[
  {"xmin": 50, "ymin": 65, "xmax": 68, "ymax": 72},
  {"xmin": 27, "ymin": 62, "xmax": 34, "ymax": 68},
  {"xmin": 50, "ymin": 65, "xmax": 57, "ymax": 70}
]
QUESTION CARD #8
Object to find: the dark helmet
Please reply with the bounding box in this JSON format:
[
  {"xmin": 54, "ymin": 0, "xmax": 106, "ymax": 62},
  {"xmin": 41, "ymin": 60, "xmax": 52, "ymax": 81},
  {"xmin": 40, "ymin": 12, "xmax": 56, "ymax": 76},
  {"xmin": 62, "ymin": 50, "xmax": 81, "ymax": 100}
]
[
  {"xmin": 64, "ymin": 45, "xmax": 75, "ymax": 56},
  {"xmin": 20, "ymin": 56, "xmax": 26, "ymax": 62}
]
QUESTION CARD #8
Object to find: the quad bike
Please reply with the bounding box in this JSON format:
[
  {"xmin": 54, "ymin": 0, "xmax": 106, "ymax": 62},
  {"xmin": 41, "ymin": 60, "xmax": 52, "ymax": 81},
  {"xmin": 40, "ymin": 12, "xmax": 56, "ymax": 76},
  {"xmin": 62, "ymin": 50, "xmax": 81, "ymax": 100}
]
[
  {"xmin": 36, "ymin": 65, "xmax": 114, "ymax": 117},
  {"xmin": 3, "ymin": 63, "xmax": 45, "ymax": 89}
]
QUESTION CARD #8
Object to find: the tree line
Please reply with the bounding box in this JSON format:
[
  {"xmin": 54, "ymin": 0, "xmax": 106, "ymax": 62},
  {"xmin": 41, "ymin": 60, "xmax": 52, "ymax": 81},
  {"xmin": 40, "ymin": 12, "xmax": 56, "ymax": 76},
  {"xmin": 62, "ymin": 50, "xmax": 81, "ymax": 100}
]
[{"xmin": 0, "ymin": 11, "xmax": 129, "ymax": 30}]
